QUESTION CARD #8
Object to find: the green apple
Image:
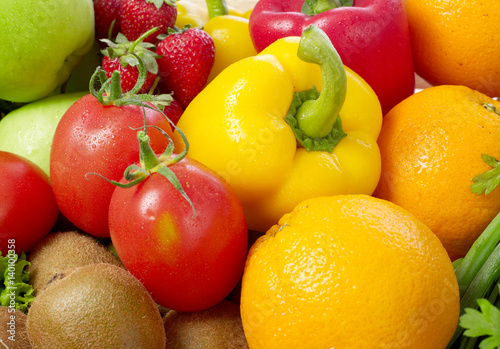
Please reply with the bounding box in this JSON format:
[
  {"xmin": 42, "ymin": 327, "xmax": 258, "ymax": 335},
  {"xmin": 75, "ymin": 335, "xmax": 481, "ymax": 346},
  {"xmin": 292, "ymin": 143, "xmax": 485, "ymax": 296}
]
[
  {"xmin": 0, "ymin": 92, "xmax": 86, "ymax": 176},
  {"xmin": 53, "ymin": 39, "xmax": 103, "ymax": 95},
  {"xmin": 0, "ymin": 0, "xmax": 95, "ymax": 103}
]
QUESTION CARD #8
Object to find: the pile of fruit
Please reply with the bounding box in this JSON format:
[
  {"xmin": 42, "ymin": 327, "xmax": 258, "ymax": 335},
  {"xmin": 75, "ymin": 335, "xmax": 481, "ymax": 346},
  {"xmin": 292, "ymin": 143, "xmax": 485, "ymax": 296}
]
[{"xmin": 1, "ymin": 0, "xmax": 500, "ymax": 348}]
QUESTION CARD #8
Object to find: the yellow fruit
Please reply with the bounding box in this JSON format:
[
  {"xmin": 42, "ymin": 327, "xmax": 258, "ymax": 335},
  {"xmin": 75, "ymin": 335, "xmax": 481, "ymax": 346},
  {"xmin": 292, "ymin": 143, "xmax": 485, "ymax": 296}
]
[
  {"xmin": 374, "ymin": 85, "xmax": 500, "ymax": 261},
  {"xmin": 204, "ymin": 15, "xmax": 257, "ymax": 83},
  {"xmin": 404, "ymin": 0, "xmax": 500, "ymax": 97},
  {"xmin": 240, "ymin": 194, "xmax": 459, "ymax": 349}
]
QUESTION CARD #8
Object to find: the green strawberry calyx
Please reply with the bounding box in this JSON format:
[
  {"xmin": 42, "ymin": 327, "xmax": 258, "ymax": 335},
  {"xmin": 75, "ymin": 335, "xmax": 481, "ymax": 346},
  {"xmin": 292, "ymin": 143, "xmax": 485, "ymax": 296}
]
[
  {"xmin": 86, "ymin": 54, "xmax": 194, "ymax": 214},
  {"xmin": 146, "ymin": 0, "xmax": 177, "ymax": 9},
  {"xmin": 89, "ymin": 51, "xmax": 171, "ymax": 110},
  {"xmin": 101, "ymin": 27, "xmax": 161, "ymax": 75}
]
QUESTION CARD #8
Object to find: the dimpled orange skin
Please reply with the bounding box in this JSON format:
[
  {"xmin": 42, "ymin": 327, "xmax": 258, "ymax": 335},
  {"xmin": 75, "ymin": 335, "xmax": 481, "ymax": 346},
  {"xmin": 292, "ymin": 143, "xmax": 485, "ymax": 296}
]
[
  {"xmin": 240, "ymin": 194, "xmax": 460, "ymax": 349},
  {"xmin": 374, "ymin": 85, "xmax": 500, "ymax": 261},
  {"xmin": 404, "ymin": 0, "xmax": 500, "ymax": 97}
]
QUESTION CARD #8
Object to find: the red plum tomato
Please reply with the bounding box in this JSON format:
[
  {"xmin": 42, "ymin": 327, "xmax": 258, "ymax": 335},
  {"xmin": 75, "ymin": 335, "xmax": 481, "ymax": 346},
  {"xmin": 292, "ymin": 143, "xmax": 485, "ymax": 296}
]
[
  {"xmin": 50, "ymin": 95, "xmax": 173, "ymax": 238},
  {"xmin": 109, "ymin": 157, "xmax": 248, "ymax": 312},
  {"xmin": 0, "ymin": 151, "xmax": 58, "ymax": 254}
]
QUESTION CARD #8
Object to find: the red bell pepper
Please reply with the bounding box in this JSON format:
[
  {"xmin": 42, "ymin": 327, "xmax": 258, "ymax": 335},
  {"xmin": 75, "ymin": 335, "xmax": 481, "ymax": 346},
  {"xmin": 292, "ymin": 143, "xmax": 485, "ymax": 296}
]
[{"xmin": 248, "ymin": 0, "xmax": 415, "ymax": 115}]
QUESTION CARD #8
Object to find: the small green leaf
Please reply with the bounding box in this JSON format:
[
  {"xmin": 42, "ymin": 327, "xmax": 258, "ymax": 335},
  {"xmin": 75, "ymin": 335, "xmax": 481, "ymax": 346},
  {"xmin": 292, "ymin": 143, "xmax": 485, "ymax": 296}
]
[
  {"xmin": 482, "ymin": 154, "xmax": 500, "ymax": 168},
  {"xmin": 101, "ymin": 28, "xmax": 160, "ymax": 75},
  {"xmin": 121, "ymin": 55, "xmax": 139, "ymax": 68},
  {"xmin": 461, "ymin": 307, "xmax": 493, "ymax": 337},
  {"xmin": 141, "ymin": 54, "xmax": 159, "ymax": 75},
  {"xmin": 148, "ymin": 0, "xmax": 172, "ymax": 9},
  {"xmin": 471, "ymin": 154, "xmax": 500, "ymax": 195},
  {"xmin": 100, "ymin": 39, "xmax": 119, "ymax": 50},
  {"xmin": 115, "ymin": 32, "xmax": 130, "ymax": 44},
  {"xmin": 0, "ymin": 253, "xmax": 35, "ymax": 312},
  {"xmin": 156, "ymin": 164, "xmax": 196, "ymax": 216},
  {"xmin": 460, "ymin": 298, "xmax": 500, "ymax": 349}
]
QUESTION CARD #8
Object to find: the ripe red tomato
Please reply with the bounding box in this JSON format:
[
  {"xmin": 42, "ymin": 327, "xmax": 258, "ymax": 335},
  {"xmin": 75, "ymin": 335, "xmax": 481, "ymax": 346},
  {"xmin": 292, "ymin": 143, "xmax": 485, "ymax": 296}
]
[
  {"xmin": 109, "ymin": 157, "xmax": 248, "ymax": 312},
  {"xmin": 0, "ymin": 151, "xmax": 58, "ymax": 254},
  {"xmin": 50, "ymin": 94, "xmax": 173, "ymax": 238}
]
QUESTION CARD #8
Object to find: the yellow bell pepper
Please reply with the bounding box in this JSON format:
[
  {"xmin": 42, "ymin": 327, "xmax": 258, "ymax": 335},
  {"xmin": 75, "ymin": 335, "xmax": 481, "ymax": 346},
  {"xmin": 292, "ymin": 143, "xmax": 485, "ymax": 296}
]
[
  {"xmin": 227, "ymin": 5, "xmax": 252, "ymax": 19},
  {"xmin": 203, "ymin": 0, "xmax": 257, "ymax": 82},
  {"xmin": 175, "ymin": 0, "xmax": 251, "ymax": 29},
  {"xmin": 175, "ymin": 25, "xmax": 383, "ymax": 232},
  {"xmin": 204, "ymin": 15, "xmax": 257, "ymax": 82},
  {"xmin": 175, "ymin": 0, "xmax": 209, "ymax": 28}
]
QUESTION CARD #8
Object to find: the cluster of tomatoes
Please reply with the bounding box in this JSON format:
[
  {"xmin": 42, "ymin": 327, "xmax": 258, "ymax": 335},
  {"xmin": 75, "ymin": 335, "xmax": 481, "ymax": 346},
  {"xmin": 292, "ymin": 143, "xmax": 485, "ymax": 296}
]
[{"xmin": 2, "ymin": 77, "xmax": 249, "ymax": 312}]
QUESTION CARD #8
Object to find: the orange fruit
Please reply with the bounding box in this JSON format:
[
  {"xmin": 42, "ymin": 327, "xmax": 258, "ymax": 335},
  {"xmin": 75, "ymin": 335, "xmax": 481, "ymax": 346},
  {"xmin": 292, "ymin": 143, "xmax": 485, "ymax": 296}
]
[
  {"xmin": 403, "ymin": 0, "xmax": 500, "ymax": 97},
  {"xmin": 374, "ymin": 85, "xmax": 500, "ymax": 261},
  {"xmin": 240, "ymin": 194, "xmax": 459, "ymax": 349}
]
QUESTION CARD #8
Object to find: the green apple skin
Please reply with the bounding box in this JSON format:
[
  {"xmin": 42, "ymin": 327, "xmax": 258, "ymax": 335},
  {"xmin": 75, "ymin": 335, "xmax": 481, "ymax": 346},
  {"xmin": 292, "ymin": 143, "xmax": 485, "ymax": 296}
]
[
  {"xmin": 0, "ymin": 92, "xmax": 86, "ymax": 176},
  {"xmin": 0, "ymin": 0, "xmax": 95, "ymax": 103},
  {"xmin": 53, "ymin": 39, "xmax": 103, "ymax": 95}
]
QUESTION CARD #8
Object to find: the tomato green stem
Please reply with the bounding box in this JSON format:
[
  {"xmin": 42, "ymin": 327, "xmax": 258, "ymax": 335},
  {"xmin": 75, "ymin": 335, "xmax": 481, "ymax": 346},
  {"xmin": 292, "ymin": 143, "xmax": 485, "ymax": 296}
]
[
  {"xmin": 134, "ymin": 128, "xmax": 195, "ymax": 215},
  {"xmin": 86, "ymin": 117, "xmax": 195, "ymax": 214},
  {"xmin": 206, "ymin": 0, "xmax": 229, "ymax": 18},
  {"xmin": 137, "ymin": 131, "xmax": 160, "ymax": 170},
  {"xmin": 295, "ymin": 25, "xmax": 347, "ymax": 139},
  {"xmin": 85, "ymin": 53, "xmax": 196, "ymax": 214}
]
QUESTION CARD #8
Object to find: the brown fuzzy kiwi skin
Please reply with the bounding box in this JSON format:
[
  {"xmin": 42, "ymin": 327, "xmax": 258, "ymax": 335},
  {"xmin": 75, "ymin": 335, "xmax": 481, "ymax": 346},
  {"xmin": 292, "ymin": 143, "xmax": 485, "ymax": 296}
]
[
  {"xmin": 0, "ymin": 306, "xmax": 32, "ymax": 349},
  {"xmin": 26, "ymin": 263, "xmax": 166, "ymax": 349},
  {"xmin": 163, "ymin": 300, "xmax": 249, "ymax": 349},
  {"xmin": 27, "ymin": 231, "xmax": 122, "ymax": 295}
]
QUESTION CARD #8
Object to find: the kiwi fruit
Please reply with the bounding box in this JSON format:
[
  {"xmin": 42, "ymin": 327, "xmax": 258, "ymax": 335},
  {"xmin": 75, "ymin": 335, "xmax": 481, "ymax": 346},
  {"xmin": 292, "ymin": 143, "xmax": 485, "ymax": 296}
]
[
  {"xmin": 0, "ymin": 306, "xmax": 31, "ymax": 349},
  {"xmin": 163, "ymin": 299, "xmax": 249, "ymax": 348},
  {"xmin": 26, "ymin": 263, "xmax": 166, "ymax": 349},
  {"xmin": 27, "ymin": 230, "xmax": 122, "ymax": 294}
]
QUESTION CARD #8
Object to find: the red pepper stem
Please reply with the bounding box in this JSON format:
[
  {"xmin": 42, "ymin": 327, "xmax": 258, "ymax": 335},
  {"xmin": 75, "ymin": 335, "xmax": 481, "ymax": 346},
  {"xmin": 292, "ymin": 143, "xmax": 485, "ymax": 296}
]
[
  {"xmin": 301, "ymin": 0, "xmax": 344, "ymax": 16},
  {"xmin": 206, "ymin": 0, "xmax": 229, "ymax": 18},
  {"xmin": 295, "ymin": 25, "xmax": 347, "ymax": 139}
]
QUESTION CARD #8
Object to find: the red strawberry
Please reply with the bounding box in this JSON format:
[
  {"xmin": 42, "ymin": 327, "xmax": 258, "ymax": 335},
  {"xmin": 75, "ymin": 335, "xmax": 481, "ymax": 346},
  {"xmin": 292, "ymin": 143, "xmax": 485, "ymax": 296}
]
[
  {"xmin": 120, "ymin": 0, "xmax": 177, "ymax": 44},
  {"xmin": 102, "ymin": 56, "xmax": 157, "ymax": 94},
  {"xmin": 156, "ymin": 28, "xmax": 215, "ymax": 109},
  {"xmin": 94, "ymin": 0, "xmax": 122, "ymax": 43},
  {"xmin": 101, "ymin": 32, "xmax": 161, "ymax": 94},
  {"xmin": 162, "ymin": 98, "xmax": 184, "ymax": 125}
]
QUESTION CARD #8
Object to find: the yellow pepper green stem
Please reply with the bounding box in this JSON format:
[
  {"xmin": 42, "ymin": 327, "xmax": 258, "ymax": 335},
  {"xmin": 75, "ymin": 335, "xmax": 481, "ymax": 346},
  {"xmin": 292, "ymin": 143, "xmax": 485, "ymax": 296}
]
[
  {"xmin": 174, "ymin": 27, "xmax": 383, "ymax": 232},
  {"xmin": 206, "ymin": 0, "xmax": 228, "ymax": 18},
  {"xmin": 294, "ymin": 25, "xmax": 347, "ymax": 140}
]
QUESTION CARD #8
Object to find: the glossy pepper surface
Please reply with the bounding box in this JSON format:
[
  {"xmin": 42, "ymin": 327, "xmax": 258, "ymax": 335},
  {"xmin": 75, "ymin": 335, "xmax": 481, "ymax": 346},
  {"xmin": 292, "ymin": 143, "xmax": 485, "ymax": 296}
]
[
  {"xmin": 203, "ymin": 0, "xmax": 258, "ymax": 82},
  {"xmin": 248, "ymin": 0, "xmax": 415, "ymax": 115},
  {"xmin": 175, "ymin": 25, "xmax": 382, "ymax": 232},
  {"xmin": 175, "ymin": 0, "xmax": 208, "ymax": 28},
  {"xmin": 174, "ymin": 0, "xmax": 250, "ymax": 28}
]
